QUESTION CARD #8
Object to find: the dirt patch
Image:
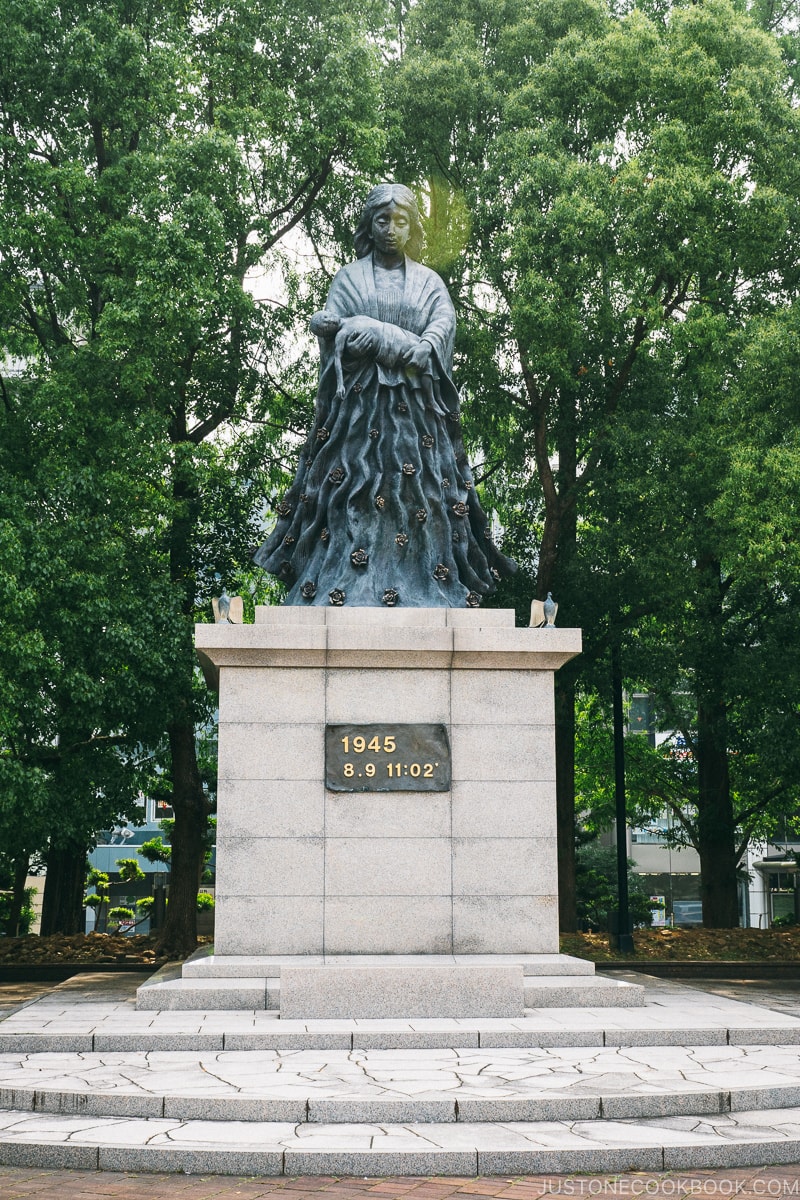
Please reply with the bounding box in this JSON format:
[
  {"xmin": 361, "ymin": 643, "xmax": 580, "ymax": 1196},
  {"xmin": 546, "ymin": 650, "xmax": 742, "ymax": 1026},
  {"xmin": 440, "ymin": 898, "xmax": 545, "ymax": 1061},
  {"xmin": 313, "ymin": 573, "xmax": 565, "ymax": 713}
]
[
  {"xmin": 0, "ymin": 932, "xmax": 169, "ymax": 967},
  {"xmin": 561, "ymin": 926, "xmax": 800, "ymax": 962},
  {"xmin": 2, "ymin": 928, "xmax": 799, "ymax": 967}
]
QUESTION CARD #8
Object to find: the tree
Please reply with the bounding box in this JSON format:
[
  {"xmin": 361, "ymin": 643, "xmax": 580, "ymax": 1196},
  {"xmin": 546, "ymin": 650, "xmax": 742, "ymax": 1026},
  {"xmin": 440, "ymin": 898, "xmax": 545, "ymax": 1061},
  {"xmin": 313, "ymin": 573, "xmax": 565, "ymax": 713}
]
[
  {"xmin": 0, "ymin": 0, "xmax": 385, "ymax": 952},
  {"xmin": 575, "ymin": 840, "xmax": 660, "ymax": 932},
  {"xmin": 0, "ymin": 382, "xmax": 174, "ymax": 934},
  {"xmin": 84, "ymin": 869, "xmax": 111, "ymax": 933},
  {"xmin": 391, "ymin": 0, "xmax": 799, "ymax": 927},
  {"xmin": 611, "ymin": 298, "xmax": 800, "ymax": 924},
  {"xmin": 0, "ymin": 850, "xmax": 38, "ymax": 937},
  {"xmin": 107, "ymin": 906, "xmax": 135, "ymax": 932},
  {"xmin": 574, "ymin": 294, "xmax": 800, "ymax": 924}
]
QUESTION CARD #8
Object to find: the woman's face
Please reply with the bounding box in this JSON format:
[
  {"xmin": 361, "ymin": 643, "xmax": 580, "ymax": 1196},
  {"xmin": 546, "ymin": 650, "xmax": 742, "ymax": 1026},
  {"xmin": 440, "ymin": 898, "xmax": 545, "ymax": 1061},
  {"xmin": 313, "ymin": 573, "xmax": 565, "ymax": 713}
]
[{"xmin": 371, "ymin": 202, "xmax": 411, "ymax": 256}]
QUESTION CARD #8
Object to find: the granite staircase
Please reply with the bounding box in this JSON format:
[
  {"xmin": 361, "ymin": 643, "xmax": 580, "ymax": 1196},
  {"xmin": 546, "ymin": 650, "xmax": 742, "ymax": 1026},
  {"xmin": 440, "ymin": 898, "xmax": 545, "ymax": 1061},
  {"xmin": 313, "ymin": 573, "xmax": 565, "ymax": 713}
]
[{"xmin": 2, "ymin": 968, "xmax": 800, "ymax": 1175}]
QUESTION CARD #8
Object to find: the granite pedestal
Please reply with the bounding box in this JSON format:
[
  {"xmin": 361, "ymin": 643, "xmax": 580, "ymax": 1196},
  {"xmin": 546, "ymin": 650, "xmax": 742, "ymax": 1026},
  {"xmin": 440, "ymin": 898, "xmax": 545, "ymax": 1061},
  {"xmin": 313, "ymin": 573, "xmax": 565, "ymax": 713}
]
[
  {"xmin": 199, "ymin": 607, "xmax": 578, "ymax": 958},
  {"xmin": 142, "ymin": 608, "xmax": 605, "ymax": 1016}
]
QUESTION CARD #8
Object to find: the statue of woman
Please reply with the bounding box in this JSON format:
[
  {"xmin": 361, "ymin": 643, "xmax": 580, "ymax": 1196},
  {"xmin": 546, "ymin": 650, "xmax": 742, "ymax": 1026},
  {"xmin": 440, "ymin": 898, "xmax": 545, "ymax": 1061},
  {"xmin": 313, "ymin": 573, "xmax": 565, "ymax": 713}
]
[{"xmin": 254, "ymin": 183, "xmax": 516, "ymax": 607}]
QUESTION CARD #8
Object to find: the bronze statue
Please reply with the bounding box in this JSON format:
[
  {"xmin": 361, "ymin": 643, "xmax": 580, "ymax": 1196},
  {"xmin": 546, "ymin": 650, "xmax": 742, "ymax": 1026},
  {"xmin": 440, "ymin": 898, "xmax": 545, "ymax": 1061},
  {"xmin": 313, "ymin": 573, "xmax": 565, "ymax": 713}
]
[{"xmin": 254, "ymin": 183, "xmax": 516, "ymax": 606}]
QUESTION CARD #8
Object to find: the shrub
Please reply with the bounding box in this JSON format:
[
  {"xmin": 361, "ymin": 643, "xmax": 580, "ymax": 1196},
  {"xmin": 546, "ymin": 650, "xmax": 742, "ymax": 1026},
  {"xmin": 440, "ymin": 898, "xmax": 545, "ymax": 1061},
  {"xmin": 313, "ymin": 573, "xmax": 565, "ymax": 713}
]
[
  {"xmin": 576, "ymin": 843, "xmax": 660, "ymax": 931},
  {"xmin": 107, "ymin": 906, "xmax": 135, "ymax": 931},
  {"xmin": 116, "ymin": 858, "xmax": 145, "ymax": 883},
  {"xmin": 0, "ymin": 887, "xmax": 37, "ymax": 935}
]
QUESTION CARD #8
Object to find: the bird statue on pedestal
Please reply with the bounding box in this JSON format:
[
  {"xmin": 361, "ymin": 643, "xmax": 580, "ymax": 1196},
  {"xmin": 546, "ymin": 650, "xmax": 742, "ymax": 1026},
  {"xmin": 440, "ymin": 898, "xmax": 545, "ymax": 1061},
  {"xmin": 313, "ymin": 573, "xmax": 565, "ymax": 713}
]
[
  {"xmin": 212, "ymin": 588, "xmax": 244, "ymax": 624},
  {"xmin": 530, "ymin": 592, "xmax": 558, "ymax": 629}
]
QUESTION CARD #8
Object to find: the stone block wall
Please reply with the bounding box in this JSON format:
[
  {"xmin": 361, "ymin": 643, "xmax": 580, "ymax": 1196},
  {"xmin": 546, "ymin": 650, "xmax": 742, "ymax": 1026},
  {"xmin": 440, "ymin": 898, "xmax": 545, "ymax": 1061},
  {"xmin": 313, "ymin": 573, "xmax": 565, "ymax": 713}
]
[{"xmin": 197, "ymin": 609, "xmax": 580, "ymax": 956}]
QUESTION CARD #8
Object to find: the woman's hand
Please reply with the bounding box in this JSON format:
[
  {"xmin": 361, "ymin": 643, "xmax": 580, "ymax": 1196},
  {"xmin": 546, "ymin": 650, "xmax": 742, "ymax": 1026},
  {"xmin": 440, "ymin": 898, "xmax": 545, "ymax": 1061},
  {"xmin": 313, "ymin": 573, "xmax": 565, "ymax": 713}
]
[
  {"xmin": 403, "ymin": 340, "xmax": 432, "ymax": 371},
  {"xmin": 346, "ymin": 326, "xmax": 381, "ymax": 357}
]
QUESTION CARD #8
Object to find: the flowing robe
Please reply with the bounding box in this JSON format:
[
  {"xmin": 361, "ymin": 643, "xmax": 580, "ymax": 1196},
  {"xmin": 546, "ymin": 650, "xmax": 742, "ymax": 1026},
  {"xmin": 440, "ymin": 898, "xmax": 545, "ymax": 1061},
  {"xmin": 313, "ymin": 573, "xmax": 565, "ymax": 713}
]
[{"xmin": 253, "ymin": 254, "xmax": 516, "ymax": 607}]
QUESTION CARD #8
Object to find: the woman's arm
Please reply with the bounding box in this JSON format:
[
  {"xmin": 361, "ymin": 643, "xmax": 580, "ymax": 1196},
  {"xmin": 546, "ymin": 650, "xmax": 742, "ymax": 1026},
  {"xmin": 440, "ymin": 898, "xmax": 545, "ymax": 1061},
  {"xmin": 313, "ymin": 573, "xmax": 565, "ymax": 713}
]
[
  {"xmin": 334, "ymin": 314, "xmax": 425, "ymax": 371},
  {"xmin": 415, "ymin": 278, "xmax": 456, "ymax": 371}
]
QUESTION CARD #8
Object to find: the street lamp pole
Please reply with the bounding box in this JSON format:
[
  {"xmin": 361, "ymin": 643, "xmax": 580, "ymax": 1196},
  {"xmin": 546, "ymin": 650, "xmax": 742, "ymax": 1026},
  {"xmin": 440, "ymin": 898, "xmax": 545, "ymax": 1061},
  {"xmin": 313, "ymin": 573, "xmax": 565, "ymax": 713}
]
[{"xmin": 611, "ymin": 634, "xmax": 635, "ymax": 953}]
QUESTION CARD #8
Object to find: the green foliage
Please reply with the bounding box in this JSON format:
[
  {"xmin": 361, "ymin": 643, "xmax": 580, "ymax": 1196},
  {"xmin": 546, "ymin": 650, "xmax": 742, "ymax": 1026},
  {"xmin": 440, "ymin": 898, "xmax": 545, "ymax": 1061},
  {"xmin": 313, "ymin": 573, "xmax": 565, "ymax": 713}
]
[
  {"xmin": 86, "ymin": 870, "xmax": 110, "ymax": 896},
  {"xmin": 576, "ymin": 842, "xmax": 661, "ymax": 931},
  {"xmin": 395, "ymin": 0, "xmax": 797, "ymax": 602},
  {"xmin": 116, "ymin": 858, "xmax": 145, "ymax": 884},
  {"xmin": 196, "ymin": 892, "xmax": 215, "ymax": 912},
  {"xmin": 576, "ymin": 692, "xmax": 697, "ymax": 847},
  {"xmin": 0, "ymin": 887, "xmax": 36, "ymax": 935},
  {"xmin": 84, "ymin": 866, "xmax": 111, "ymax": 930},
  {"xmin": 107, "ymin": 906, "xmax": 135, "ymax": 930},
  {"xmin": 391, "ymin": 0, "xmax": 800, "ymax": 926},
  {"xmin": 138, "ymin": 838, "xmax": 171, "ymax": 867},
  {"xmin": 0, "ymin": 0, "xmax": 386, "ymax": 947},
  {"xmin": 138, "ymin": 817, "xmax": 216, "ymax": 873}
]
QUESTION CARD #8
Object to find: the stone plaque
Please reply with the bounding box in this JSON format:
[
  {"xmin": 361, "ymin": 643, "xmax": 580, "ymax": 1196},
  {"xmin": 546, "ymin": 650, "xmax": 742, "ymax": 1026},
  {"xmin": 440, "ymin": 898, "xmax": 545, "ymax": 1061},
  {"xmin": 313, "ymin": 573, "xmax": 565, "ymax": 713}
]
[{"xmin": 325, "ymin": 723, "xmax": 451, "ymax": 792}]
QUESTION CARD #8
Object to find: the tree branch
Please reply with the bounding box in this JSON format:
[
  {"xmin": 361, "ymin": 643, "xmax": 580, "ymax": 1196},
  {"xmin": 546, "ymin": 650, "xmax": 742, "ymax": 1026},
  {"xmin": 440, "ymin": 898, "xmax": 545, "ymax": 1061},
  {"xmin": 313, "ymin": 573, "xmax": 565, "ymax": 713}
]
[
  {"xmin": 518, "ymin": 340, "xmax": 558, "ymax": 513},
  {"xmin": 0, "ymin": 372, "xmax": 13, "ymax": 414},
  {"xmin": 24, "ymin": 732, "xmax": 131, "ymax": 765},
  {"xmin": 260, "ymin": 155, "xmax": 336, "ymax": 253},
  {"xmin": 472, "ymin": 457, "xmax": 508, "ymax": 486},
  {"xmin": 570, "ymin": 272, "xmax": 682, "ymax": 497},
  {"xmin": 89, "ymin": 118, "xmax": 107, "ymax": 175},
  {"xmin": 661, "ymin": 797, "xmax": 698, "ymax": 848},
  {"xmin": 736, "ymin": 781, "xmax": 792, "ymax": 832}
]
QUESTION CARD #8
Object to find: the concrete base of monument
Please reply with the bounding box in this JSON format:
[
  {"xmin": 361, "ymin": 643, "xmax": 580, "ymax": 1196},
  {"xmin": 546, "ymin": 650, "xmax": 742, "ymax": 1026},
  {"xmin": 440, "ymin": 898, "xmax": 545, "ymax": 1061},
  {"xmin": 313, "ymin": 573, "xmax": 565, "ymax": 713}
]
[
  {"xmin": 197, "ymin": 608, "xmax": 581, "ymax": 960},
  {"xmin": 175, "ymin": 609, "xmax": 634, "ymax": 1020},
  {"xmin": 135, "ymin": 952, "xmax": 645, "ymax": 1013}
]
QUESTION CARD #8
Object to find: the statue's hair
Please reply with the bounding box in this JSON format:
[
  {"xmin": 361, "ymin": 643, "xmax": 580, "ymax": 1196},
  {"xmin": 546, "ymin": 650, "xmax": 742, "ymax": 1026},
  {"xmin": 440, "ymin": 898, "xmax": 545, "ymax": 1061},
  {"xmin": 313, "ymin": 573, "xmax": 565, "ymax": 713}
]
[{"xmin": 354, "ymin": 183, "xmax": 424, "ymax": 261}]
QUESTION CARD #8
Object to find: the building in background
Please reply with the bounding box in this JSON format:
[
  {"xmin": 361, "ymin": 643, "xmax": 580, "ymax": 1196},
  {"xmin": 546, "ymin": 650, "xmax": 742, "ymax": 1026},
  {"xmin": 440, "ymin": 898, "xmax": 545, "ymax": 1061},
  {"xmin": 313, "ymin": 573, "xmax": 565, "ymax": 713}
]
[
  {"xmin": 86, "ymin": 795, "xmax": 215, "ymax": 935},
  {"xmin": 625, "ymin": 693, "xmax": 793, "ymax": 929}
]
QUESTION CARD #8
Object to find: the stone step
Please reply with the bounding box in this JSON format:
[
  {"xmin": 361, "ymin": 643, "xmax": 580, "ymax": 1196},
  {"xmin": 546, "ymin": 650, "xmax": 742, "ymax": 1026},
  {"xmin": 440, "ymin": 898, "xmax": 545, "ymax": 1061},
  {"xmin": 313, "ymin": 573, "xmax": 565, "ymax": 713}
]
[
  {"xmin": 6, "ymin": 970, "xmax": 800, "ymax": 1054},
  {"xmin": 2, "ymin": 1044, "xmax": 800, "ymax": 1125},
  {"xmin": 523, "ymin": 977, "xmax": 643, "ymax": 1007},
  {"xmin": 135, "ymin": 973, "xmax": 279, "ymax": 1011},
  {"xmin": 5, "ymin": 1011, "xmax": 800, "ymax": 1053},
  {"xmin": 136, "ymin": 976, "xmax": 643, "ymax": 1013},
  {"xmin": 6, "ymin": 1023, "xmax": 800, "ymax": 1055},
  {"xmin": 5, "ymin": 972, "xmax": 800, "ymax": 1177},
  {"xmin": 2, "ymin": 1106, "xmax": 800, "ymax": 1175},
  {"xmin": 181, "ymin": 953, "xmax": 598, "ymax": 979},
  {"xmin": 135, "ymin": 966, "xmax": 643, "ymax": 1013}
]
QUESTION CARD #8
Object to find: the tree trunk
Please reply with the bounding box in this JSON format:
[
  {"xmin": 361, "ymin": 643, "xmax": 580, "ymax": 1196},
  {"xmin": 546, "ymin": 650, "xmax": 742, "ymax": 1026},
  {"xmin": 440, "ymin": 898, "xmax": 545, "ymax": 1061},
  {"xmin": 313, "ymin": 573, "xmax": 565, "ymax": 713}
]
[
  {"xmin": 696, "ymin": 697, "xmax": 739, "ymax": 926},
  {"xmin": 555, "ymin": 673, "xmax": 577, "ymax": 931},
  {"xmin": 5, "ymin": 852, "xmax": 30, "ymax": 937},
  {"xmin": 538, "ymin": 493, "xmax": 579, "ymax": 934},
  {"xmin": 154, "ymin": 718, "xmax": 210, "ymax": 959},
  {"xmin": 155, "ymin": 435, "xmax": 211, "ymax": 959},
  {"xmin": 694, "ymin": 557, "xmax": 739, "ymax": 928},
  {"xmin": 40, "ymin": 841, "xmax": 87, "ymax": 936}
]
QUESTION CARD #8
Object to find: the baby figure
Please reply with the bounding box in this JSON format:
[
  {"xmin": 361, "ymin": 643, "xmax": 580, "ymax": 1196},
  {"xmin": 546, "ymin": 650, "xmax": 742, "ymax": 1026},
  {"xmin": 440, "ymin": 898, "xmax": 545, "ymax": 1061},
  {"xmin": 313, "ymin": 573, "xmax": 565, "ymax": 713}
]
[
  {"xmin": 310, "ymin": 309, "xmax": 435, "ymax": 405},
  {"xmin": 310, "ymin": 310, "xmax": 384, "ymax": 400}
]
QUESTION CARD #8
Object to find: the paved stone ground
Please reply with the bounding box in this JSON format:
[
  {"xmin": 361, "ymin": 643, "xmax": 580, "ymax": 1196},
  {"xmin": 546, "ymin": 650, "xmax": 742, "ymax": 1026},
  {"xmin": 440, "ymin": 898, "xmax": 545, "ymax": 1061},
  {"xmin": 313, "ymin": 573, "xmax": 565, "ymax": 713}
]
[
  {"xmin": 2, "ymin": 1042, "xmax": 800, "ymax": 1118},
  {"xmin": 680, "ymin": 979, "xmax": 800, "ymax": 1020},
  {"xmin": 6, "ymin": 971, "xmax": 800, "ymax": 1055},
  {"xmin": 0, "ymin": 982, "xmax": 54, "ymax": 1018},
  {"xmin": 4, "ymin": 1163, "xmax": 800, "ymax": 1198},
  {"xmin": 4, "ymin": 975, "xmax": 800, "ymax": 1193}
]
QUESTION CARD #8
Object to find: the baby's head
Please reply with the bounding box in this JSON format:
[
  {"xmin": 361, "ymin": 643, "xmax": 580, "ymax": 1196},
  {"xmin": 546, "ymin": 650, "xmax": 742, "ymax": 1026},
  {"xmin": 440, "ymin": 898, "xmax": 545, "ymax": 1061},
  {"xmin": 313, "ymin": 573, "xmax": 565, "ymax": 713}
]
[{"xmin": 310, "ymin": 310, "xmax": 342, "ymax": 338}]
